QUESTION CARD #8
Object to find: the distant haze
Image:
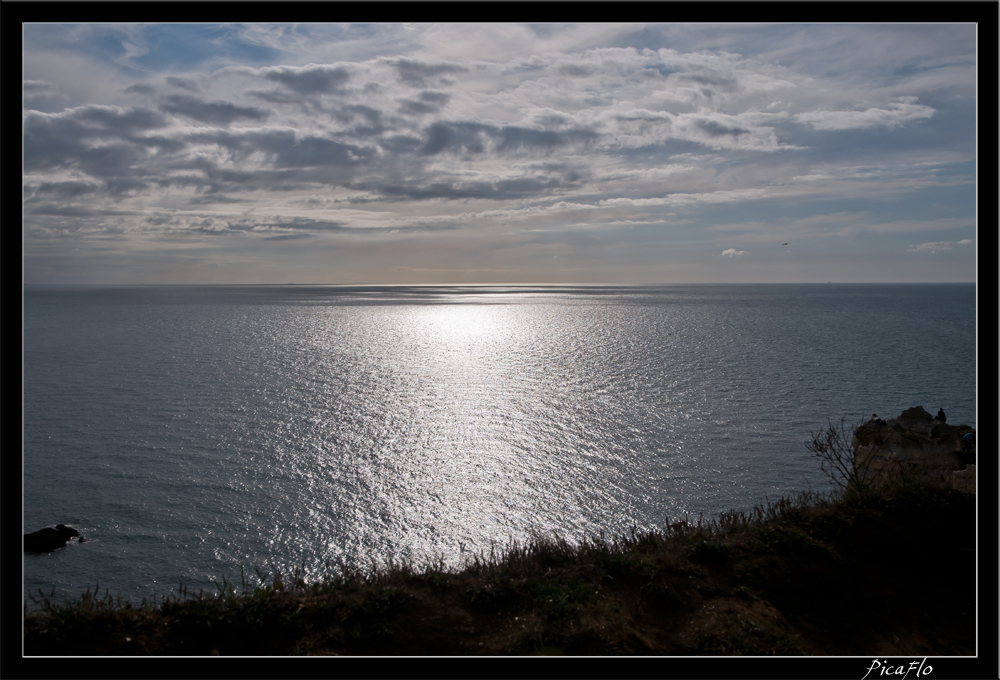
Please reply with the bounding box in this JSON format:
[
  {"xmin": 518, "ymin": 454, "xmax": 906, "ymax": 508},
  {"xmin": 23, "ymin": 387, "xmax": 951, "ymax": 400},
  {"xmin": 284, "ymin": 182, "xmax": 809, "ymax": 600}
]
[{"xmin": 23, "ymin": 23, "xmax": 977, "ymax": 284}]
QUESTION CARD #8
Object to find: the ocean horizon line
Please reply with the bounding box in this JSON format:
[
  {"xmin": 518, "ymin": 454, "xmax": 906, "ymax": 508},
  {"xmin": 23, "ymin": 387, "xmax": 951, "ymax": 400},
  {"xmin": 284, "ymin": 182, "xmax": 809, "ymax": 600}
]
[{"xmin": 22, "ymin": 281, "xmax": 977, "ymax": 288}]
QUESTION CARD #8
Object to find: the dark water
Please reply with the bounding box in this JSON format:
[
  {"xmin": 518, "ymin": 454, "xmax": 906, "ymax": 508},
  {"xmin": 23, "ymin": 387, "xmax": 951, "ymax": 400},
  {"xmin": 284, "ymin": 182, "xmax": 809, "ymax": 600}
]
[{"xmin": 22, "ymin": 283, "xmax": 976, "ymax": 607}]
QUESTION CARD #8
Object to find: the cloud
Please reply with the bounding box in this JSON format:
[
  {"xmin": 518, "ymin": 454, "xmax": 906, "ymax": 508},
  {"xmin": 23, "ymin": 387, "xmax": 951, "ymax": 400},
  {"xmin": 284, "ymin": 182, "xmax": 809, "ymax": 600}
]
[
  {"xmin": 26, "ymin": 180, "xmax": 101, "ymax": 198},
  {"xmin": 696, "ymin": 119, "xmax": 749, "ymax": 138},
  {"xmin": 416, "ymin": 120, "xmax": 597, "ymax": 157},
  {"xmin": 21, "ymin": 25, "xmax": 976, "ymax": 284},
  {"xmin": 181, "ymin": 128, "xmax": 372, "ymax": 170},
  {"xmin": 262, "ymin": 64, "xmax": 351, "ymax": 94},
  {"xmin": 398, "ymin": 91, "xmax": 451, "ymax": 116},
  {"xmin": 600, "ymin": 188, "xmax": 768, "ymax": 209},
  {"xmin": 165, "ymin": 76, "xmax": 201, "ymax": 92},
  {"xmin": 603, "ymin": 108, "xmax": 787, "ymax": 152},
  {"xmin": 162, "ymin": 95, "xmax": 270, "ymax": 125},
  {"xmin": 23, "ymin": 104, "xmax": 171, "ymax": 177},
  {"xmin": 265, "ymin": 232, "xmax": 316, "ymax": 241},
  {"xmin": 24, "ymin": 80, "xmax": 55, "ymax": 94},
  {"xmin": 907, "ymin": 240, "xmax": 973, "ymax": 253},
  {"xmin": 392, "ymin": 58, "xmax": 466, "ymax": 86},
  {"xmin": 371, "ymin": 172, "xmax": 577, "ymax": 202},
  {"xmin": 558, "ymin": 64, "xmax": 596, "ymax": 77},
  {"xmin": 21, "ymin": 40, "xmax": 954, "ymax": 213},
  {"xmin": 123, "ymin": 83, "xmax": 156, "ymax": 95},
  {"xmin": 794, "ymin": 97, "xmax": 935, "ymax": 131}
]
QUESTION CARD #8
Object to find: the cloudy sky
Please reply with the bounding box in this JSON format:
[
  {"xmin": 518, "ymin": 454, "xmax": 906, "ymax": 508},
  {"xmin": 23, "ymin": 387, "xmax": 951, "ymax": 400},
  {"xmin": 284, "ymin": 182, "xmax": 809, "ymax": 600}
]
[{"xmin": 23, "ymin": 23, "xmax": 977, "ymax": 284}]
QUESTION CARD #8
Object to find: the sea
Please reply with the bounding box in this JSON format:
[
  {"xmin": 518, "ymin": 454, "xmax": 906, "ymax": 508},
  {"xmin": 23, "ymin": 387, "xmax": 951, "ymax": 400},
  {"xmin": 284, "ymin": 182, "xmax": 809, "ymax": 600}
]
[{"xmin": 22, "ymin": 283, "xmax": 977, "ymax": 609}]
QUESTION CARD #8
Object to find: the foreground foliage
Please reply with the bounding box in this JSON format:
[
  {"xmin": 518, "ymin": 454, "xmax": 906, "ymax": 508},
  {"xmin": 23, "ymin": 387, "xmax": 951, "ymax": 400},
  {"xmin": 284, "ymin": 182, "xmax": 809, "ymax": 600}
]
[{"xmin": 23, "ymin": 479, "xmax": 975, "ymax": 656}]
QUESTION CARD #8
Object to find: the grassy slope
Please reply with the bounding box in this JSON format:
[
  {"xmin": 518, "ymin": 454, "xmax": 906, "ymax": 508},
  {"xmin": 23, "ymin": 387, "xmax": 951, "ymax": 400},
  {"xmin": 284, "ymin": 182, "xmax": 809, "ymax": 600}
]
[{"xmin": 22, "ymin": 480, "xmax": 976, "ymax": 657}]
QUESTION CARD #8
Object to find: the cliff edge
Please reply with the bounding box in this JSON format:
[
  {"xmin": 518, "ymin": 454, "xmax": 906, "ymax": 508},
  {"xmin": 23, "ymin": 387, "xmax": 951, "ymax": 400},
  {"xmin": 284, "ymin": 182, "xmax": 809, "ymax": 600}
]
[{"xmin": 853, "ymin": 406, "xmax": 976, "ymax": 494}]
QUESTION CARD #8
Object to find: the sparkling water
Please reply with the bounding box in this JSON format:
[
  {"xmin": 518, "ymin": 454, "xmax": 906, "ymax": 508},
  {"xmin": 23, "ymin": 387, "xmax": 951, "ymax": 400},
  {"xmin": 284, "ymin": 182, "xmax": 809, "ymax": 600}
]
[{"xmin": 22, "ymin": 283, "xmax": 976, "ymax": 607}]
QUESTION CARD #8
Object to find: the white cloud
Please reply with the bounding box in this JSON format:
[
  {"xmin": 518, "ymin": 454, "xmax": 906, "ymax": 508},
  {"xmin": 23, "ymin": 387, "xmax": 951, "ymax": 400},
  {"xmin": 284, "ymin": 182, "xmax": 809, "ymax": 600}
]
[
  {"xmin": 907, "ymin": 240, "xmax": 973, "ymax": 253},
  {"xmin": 721, "ymin": 248, "xmax": 746, "ymax": 257},
  {"xmin": 600, "ymin": 188, "xmax": 768, "ymax": 209},
  {"xmin": 794, "ymin": 97, "xmax": 935, "ymax": 130}
]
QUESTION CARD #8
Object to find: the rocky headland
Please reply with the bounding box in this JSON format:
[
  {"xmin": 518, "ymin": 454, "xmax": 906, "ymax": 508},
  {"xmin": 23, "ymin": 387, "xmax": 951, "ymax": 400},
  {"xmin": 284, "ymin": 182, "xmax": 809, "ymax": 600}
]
[{"xmin": 852, "ymin": 406, "xmax": 976, "ymax": 494}]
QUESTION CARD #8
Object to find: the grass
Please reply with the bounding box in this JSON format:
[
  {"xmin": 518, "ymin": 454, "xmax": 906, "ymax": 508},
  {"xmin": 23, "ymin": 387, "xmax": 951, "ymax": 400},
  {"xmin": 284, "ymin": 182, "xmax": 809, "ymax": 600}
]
[{"xmin": 22, "ymin": 476, "xmax": 976, "ymax": 656}]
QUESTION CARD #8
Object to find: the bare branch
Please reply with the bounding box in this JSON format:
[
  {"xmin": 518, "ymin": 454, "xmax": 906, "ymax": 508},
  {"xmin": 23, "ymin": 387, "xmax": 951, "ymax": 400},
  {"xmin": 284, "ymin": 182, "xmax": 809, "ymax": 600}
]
[{"xmin": 806, "ymin": 416, "xmax": 884, "ymax": 495}]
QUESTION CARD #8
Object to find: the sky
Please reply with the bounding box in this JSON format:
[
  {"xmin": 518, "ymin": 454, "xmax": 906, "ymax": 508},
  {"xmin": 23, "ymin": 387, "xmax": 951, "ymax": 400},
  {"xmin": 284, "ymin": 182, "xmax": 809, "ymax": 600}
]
[{"xmin": 22, "ymin": 23, "xmax": 978, "ymax": 285}]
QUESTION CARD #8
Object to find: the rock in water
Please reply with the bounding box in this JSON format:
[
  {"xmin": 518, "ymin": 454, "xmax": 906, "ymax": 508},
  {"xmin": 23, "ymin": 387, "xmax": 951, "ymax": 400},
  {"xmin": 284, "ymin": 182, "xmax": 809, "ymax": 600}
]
[{"xmin": 24, "ymin": 524, "xmax": 82, "ymax": 552}]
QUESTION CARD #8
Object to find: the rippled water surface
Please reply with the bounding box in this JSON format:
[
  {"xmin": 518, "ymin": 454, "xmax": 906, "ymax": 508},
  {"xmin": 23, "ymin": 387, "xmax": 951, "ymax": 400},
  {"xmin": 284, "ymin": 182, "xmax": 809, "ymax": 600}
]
[{"xmin": 23, "ymin": 284, "xmax": 976, "ymax": 606}]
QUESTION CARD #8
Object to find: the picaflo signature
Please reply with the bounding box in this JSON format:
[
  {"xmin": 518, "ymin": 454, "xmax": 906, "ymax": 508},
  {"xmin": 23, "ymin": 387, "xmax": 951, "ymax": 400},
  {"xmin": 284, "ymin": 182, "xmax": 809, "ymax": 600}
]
[{"xmin": 862, "ymin": 658, "xmax": 933, "ymax": 680}]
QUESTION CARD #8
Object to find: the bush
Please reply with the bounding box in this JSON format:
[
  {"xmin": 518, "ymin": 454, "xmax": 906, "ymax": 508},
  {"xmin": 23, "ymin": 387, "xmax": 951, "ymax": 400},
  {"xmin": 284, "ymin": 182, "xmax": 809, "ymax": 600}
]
[{"xmin": 806, "ymin": 417, "xmax": 884, "ymax": 495}]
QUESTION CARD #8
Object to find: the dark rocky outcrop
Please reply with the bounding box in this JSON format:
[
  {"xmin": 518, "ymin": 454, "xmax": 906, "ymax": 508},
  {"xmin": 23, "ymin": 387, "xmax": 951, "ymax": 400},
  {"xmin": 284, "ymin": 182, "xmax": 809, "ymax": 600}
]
[
  {"xmin": 853, "ymin": 406, "xmax": 975, "ymax": 493},
  {"xmin": 24, "ymin": 524, "xmax": 84, "ymax": 553}
]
